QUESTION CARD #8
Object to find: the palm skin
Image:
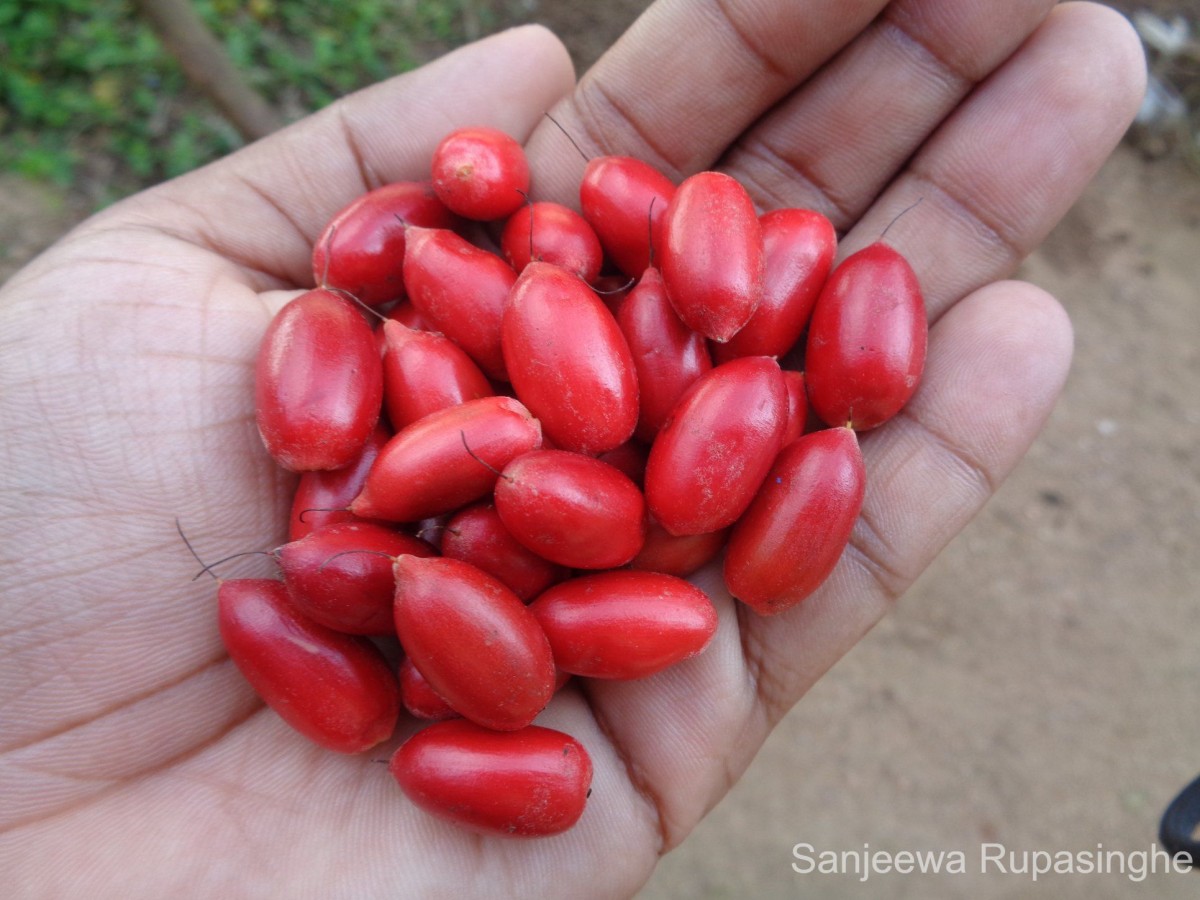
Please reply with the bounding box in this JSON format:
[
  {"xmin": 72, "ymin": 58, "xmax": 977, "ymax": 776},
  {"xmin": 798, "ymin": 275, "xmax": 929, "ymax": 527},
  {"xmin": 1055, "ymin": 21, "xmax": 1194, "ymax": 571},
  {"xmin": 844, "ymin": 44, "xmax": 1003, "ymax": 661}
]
[{"xmin": 0, "ymin": 2, "xmax": 1144, "ymax": 897}]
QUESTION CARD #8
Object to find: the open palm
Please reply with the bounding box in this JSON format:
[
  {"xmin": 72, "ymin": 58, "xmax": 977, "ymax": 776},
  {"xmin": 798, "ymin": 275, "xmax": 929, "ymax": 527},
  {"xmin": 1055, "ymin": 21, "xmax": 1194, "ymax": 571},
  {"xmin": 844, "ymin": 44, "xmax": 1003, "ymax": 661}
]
[{"xmin": 0, "ymin": 2, "xmax": 1143, "ymax": 896}]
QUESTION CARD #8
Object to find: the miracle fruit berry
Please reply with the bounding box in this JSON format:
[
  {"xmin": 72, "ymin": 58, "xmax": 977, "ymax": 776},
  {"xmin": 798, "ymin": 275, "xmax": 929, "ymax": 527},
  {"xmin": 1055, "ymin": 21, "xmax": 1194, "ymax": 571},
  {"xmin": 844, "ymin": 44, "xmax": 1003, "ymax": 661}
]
[
  {"xmin": 430, "ymin": 126, "xmax": 530, "ymax": 221},
  {"xmin": 218, "ymin": 579, "xmax": 400, "ymax": 753},
  {"xmin": 805, "ymin": 242, "xmax": 927, "ymax": 431},
  {"xmin": 724, "ymin": 426, "xmax": 866, "ymax": 615},
  {"xmin": 312, "ymin": 181, "xmax": 456, "ymax": 307},
  {"xmin": 277, "ymin": 521, "xmax": 435, "ymax": 635},
  {"xmin": 494, "ymin": 449, "xmax": 647, "ymax": 570},
  {"xmin": 645, "ymin": 356, "xmax": 788, "ymax": 536},
  {"xmin": 502, "ymin": 262, "xmax": 639, "ymax": 455},
  {"xmin": 402, "ymin": 226, "xmax": 518, "ymax": 381},
  {"xmin": 254, "ymin": 288, "xmax": 383, "ymax": 472},
  {"xmin": 579, "ymin": 155, "xmax": 676, "ymax": 278},
  {"xmin": 660, "ymin": 171, "xmax": 764, "ymax": 342},
  {"xmin": 390, "ymin": 719, "xmax": 592, "ymax": 837},
  {"xmin": 392, "ymin": 555, "xmax": 555, "ymax": 732},
  {"xmin": 350, "ymin": 396, "xmax": 541, "ymax": 523},
  {"xmin": 530, "ymin": 570, "xmax": 718, "ymax": 680}
]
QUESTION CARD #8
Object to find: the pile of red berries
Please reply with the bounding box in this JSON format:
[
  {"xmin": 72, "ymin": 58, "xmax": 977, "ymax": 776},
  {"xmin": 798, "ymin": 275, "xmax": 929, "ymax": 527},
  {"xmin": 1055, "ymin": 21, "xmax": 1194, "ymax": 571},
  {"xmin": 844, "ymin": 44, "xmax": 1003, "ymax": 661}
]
[{"xmin": 215, "ymin": 125, "xmax": 927, "ymax": 838}]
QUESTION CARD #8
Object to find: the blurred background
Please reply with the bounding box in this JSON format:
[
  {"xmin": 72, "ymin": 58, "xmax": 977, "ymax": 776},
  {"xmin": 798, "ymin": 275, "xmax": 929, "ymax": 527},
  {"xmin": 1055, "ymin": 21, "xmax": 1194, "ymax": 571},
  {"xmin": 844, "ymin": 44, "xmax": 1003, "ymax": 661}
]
[{"xmin": 2, "ymin": 1, "xmax": 1198, "ymax": 897}]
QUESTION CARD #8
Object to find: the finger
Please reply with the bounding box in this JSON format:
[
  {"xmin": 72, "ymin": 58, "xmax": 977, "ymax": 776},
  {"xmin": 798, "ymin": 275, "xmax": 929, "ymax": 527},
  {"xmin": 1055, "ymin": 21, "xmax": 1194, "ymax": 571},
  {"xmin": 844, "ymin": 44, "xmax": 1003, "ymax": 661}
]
[
  {"xmin": 113, "ymin": 26, "xmax": 575, "ymax": 287},
  {"xmin": 741, "ymin": 279, "xmax": 1073, "ymax": 728},
  {"xmin": 722, "ymin": 0, "xmax": 1058, "ymax": 229},
  {"xmin": 577, "ymin": 279, "xmax": 1073, "ymax": 848},
  {"xmin": 524, "ymin": 0, "xmax": 890, "ymax": 203},
  {"xmin": 840, "ymin": 3, "xmax": 1145, "ymax": 320}
]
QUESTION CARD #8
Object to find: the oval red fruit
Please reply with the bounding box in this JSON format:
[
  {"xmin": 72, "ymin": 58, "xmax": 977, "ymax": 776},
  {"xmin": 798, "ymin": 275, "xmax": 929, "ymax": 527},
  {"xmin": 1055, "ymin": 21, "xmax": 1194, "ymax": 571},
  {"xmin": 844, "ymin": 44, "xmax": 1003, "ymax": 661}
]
[
  {"xmin": 500, "ymin": 201, "xmax": 603, "ymax": 283},
  {"xmin": 351, "ymin": 396, "xmax": 541, "ymax": 523},
  {"xmin": 724, "ymin": 427, "xmax": 865, "ymax": 615},
  {"xmin": 403, "ymin": 226, "xmax": 517, "ymax": 380},
  {"xmin": 218, "ymin": 579, "xmax": 399, "ymax": 753},
  {"xmin": 713, "ymin": 207, "xmax": 835, "ymax": 363},
  {"xmin": 495, "ymin": 449, "xmax": 646, "ymax": 570},
  {"xmin": 616, "ymin": 266, "xmax": 712, "ymax": 442},
  {"xmin": 255, "ymin": 288, "xmax": 383, "ymax": 472},
  {"xmin": 629, "ymin": 517, "xmax": 728, "ymax": 578},
  {"xmin": 579, "ymin": 155, "xmax": 676, "ymax": 278},
  {"xmin": 660, "ymin": 171, "xmax": 763, "ymax": 342},
  {"xmin": 381, "ymin": 319, "xmax": 492, "ymax": 429},
  {"xmin": 530, "ymin": 570, "xmax": 717, "ymax": 679},
  {"xmin": 430, "ymin": 126, "xmax": 530, "ymax": 221},
  {"xmin": 399, "ymin": 657, "xmax": 459, "ymax": 721},
  {"xmin": 390, "ymin": 720, "xmax": 592, "ymax": 836},
  {"xmin": 277, "ymin": 522, "xmax": 434, "ymax": 635},
  {"xmin": 502, "ymin": 262, "xmax": 638, "ymax": 455},
  {"xmin": 781, "ymin": 369, "xmax": 809, "ymax": 446},
  {"xmin": 805, "ymin": 243, "xmax": 927, "ymax": 430},
  {"xmin": 644, "ymin": 356, "xmax": 788, "ymax": 535},
  {"xmin": 392, "ymin": 555, "xmax": 555, "ymax": 731},
  {"xmin": 441, "ymin": 502, "xmax": 568, "ymax": 601},
  {"xmin": 312, "ymin": 181, "xmax": 455, "ymax": 306},
  {"xmin": 288, "ymin": 423, "xmax": 390, "ymax": 540}
]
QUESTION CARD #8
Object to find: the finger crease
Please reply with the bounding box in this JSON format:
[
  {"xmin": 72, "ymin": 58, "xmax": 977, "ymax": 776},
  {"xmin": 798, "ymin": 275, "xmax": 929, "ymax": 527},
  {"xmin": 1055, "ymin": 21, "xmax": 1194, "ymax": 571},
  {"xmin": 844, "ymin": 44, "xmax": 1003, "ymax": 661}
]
[
  {"xmin": 844, "ymin": 530, "xmax": 907, "ymax": 607},
  {"xmin": 736, "ymin": 137, "xmax": 855, "ymax": 229},
  {"xmin": 572, "ymin": 77, "xmax": 680, "ymax": 176},
  {"xmin": 229, "ymin": 172, "xmax": 315, "ymax": 264},
  {"xmin": 735, "ymin": 601, "xmax": 792, "ymax": 726},
  {"xmin": 335, "ymin": 103, "xmax": 381, "ymax": 195},
  {"xmin": 709, "ymin": 0, "xmax": 795, "ymax": 84},
  {"xmin": 0, "ymin": 652, "xmax": 230, "ymax": 756},
  {"xmin": 895, "ymin": 403, "xmax": 999, "ymax": 496},
  {"xmin": 907, "ymin": 165, "xmax": 1027, "ymax": 269},
  {"xmin": 580, "ymin": 680, "xmax": 670, "ymax": 855},
  {"xmin": 878, "ymin": 9, "xmax": 978, "ymax": 91}
]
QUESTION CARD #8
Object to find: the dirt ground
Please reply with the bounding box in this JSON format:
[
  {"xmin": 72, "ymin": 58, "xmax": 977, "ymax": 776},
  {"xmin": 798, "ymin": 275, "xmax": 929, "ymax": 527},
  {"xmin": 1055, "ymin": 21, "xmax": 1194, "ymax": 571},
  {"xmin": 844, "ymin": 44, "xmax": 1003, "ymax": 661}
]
[{"xmin": 2, "ymin": 3, "xmax": 1198, "ymax": 898}]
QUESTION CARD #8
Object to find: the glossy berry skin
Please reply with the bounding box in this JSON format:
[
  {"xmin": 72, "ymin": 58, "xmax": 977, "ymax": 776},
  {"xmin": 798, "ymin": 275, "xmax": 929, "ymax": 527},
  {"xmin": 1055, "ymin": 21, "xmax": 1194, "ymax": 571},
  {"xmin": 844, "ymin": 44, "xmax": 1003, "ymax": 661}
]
[
  {"xmin": 254, "ymin": 288, "xmax": 383, "ymax": 472},
  {"xmin": 530, "ymin": 570, "xmax": 717, "ymax": 679},
  {"xmin": 288, "ymin": 424, "xmax": 390, "ymax": 541},
  {"xmin": 392, "ymin": 556, "xmax": 555, "ymax": 732},
  {"xmin": 311, "ymin": 181, "xmax": 455, "ymax": 306},
  {"xmin": 724, "ymin": 426, "xmax": 865, "ymax": 615},
  {"xmin": 713, "ymin": 208, "xmax": 835, "ymax": 363},
  {"xmin": 616, "ymin": 266, "xmax": 712, "ymax": 443},
  {"xmin": 430, "ymin": 127, "xmax": 530, "ymax": 221},
  {"xmin": 629, "ymin": 518, "xmax": 728, "ymax": 578},
  {"xmin": 805, "ymin": 242, "xmax": 927, "ymax": 430},
  {"xmin": 441, "ymin": 502, "xmax": 568, "ymax": 601},
  {"xmin": 579, "ymin": 155, "xmax": 676, "ymax": 278},
  {"xmin": 495, "ymin": 449, "xmax": 646, "ymax": 570},
  {"xmin": 277, "ymin": 522, "xmax": 434, "ymax": 635},
  {"xmin": 500, "ymin": 201, "xmax": 603, "ymax": 283},
  {"xmin": 645, "ymin": 356, "xmax": 788, "ymax": 536},
  {"xmin": 781, "ymin": 369, "xmax": 809, "ymax": 446},
  {"xmin": 660, "ymin": 171, "xmax": 764, "ymax": 342},
  {"xmin": 399, "ymin": 657, "xmax": 459, "ymax": 721},
  {"xmin": 351, "ymin": 396, "xmax": 541, "ymax": 523},
  {"xmin": 380, "ymin": 319, "xmax": 492, "ymax": 429},
  {"xmin": 502, "ymin": 262, "xmax": 639, "ymax": 455},
  {"xmin": 390, "ymin": 720, "xmax": 592, "ymax": 837},
  {"xmin": 403, "ymin": 226, "xmax": 518, "ymax": 380},
  {"xmin": 218, "ymin": 579, "xmax": 399, "ymax": 753}
]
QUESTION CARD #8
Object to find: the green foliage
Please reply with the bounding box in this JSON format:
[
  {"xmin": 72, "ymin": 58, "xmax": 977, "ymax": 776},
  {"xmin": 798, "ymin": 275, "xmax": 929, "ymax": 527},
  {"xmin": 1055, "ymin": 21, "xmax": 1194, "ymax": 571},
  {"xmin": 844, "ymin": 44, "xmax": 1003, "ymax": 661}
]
[{"xmin": 0, "ymin": 0, "xmax": 491, "ymax": 204}]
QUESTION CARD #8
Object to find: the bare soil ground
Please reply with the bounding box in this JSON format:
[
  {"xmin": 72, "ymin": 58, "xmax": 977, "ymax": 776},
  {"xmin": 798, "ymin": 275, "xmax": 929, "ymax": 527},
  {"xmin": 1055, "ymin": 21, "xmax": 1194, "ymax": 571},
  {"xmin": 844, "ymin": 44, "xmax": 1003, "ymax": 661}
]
[{"xmin": 2, "ymin": 3, "xmax": 1198, "ymax": 898}]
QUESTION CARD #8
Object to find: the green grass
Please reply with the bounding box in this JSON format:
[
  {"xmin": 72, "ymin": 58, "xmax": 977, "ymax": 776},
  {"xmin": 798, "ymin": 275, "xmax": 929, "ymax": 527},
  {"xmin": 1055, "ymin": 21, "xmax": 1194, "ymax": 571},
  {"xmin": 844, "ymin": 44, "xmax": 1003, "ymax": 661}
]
[{"xmin": 0, "ymin": 0, "xmax": 492, "ymax": 204}]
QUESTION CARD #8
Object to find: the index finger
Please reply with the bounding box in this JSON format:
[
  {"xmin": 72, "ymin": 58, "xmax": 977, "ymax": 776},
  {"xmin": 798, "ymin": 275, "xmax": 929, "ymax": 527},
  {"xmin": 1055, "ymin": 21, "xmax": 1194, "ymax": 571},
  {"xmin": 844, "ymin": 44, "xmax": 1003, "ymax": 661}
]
[{"xmin": 523, "ymin": 0, "xmax": 890, "ymax": 202}]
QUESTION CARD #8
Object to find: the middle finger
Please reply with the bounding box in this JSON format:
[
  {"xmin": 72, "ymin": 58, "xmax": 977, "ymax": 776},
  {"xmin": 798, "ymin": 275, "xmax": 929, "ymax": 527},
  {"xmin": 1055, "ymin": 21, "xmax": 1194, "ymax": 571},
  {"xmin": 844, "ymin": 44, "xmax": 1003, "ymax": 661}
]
[{"xmin": 722, "ymin": 0, "xmax": 1058, "ymax": 229}]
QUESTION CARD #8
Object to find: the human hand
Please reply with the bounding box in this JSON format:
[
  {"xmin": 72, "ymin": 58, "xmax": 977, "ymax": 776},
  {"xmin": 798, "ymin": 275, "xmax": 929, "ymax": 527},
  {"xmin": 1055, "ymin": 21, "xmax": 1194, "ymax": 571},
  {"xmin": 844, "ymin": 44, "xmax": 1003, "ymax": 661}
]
[{"xmin": 0, "ymin": 2, "xmax": 1144, "ymax": 896}]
